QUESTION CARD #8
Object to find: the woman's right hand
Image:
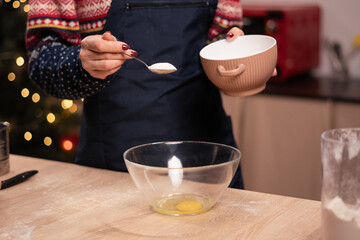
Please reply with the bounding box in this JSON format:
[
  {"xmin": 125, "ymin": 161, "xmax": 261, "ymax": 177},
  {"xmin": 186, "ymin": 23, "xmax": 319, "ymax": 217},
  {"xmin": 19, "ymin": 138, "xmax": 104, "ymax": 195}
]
[{"xmin": 80, "ymin": 32, "xmax": 137, "ymax": 79}]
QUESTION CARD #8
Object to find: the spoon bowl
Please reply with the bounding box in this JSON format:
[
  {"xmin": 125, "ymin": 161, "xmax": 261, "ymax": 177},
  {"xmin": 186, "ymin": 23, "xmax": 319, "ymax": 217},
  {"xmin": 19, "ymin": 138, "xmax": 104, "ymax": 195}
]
[{"xmin": 123, "ymin": 52, "xmax": 177, "ymax": 74}]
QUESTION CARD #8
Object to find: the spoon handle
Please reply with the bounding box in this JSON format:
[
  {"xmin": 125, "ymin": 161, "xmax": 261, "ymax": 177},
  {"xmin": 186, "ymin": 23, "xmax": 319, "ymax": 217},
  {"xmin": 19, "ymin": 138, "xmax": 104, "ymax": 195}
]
[{"xmin": 122, "ymin": 52, "xmax": 149, "ymax": 68}]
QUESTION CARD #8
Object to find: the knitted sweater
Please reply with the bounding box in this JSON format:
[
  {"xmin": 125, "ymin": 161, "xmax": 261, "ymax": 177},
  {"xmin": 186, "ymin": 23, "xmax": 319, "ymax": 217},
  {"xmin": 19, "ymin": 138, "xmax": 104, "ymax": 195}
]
[{"xmin": 26, "ymin": 0, "xmax": 243, "ymax": 100}]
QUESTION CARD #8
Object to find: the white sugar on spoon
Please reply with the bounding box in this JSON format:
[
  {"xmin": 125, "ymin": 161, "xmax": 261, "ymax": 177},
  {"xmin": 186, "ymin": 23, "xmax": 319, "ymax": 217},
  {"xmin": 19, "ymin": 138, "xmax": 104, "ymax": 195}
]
[
  {"xmin": 148, "ymin": 62, "xmax": 177, "ymax": 74},
  {"xmin": 122, "ymin": 52, "xmax": 177, "ymax": 74}
]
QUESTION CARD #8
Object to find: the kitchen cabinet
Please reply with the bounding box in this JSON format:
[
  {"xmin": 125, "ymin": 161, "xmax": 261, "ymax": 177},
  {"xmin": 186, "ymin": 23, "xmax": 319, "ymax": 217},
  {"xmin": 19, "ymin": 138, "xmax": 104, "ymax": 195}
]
[{"xmin": 222, "ymin": 76, "xmax": 360, "ymax": 200}]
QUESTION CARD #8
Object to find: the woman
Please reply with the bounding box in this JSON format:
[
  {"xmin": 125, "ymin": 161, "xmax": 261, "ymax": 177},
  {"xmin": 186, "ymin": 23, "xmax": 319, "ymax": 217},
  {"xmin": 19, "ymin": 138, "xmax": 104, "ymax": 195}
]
[{"xmin": 26, "ymin": 0, "xmax": 245, "ymax": 188}]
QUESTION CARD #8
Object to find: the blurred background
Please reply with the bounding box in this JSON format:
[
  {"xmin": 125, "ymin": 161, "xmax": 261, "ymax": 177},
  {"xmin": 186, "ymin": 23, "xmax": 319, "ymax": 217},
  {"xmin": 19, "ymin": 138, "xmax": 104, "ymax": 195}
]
[
  {"xmin": 0, "ymin": 0, "xmax": 82, "ymax": 162},
  {"xmin": 242, "ymin": 0, "xmax": 360, "ymax": 79}
]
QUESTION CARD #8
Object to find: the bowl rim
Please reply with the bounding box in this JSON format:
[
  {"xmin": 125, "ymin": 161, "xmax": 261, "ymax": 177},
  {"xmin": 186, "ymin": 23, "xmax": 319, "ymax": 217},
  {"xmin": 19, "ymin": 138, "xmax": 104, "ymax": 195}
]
[
  {"xmin": 123, "ymin": 140, "xmax": 241, "ymax": 170},
  {"xmin": 199, "ymin": 34, "xmax": 277, "ymax": 61},
  {"xmin": 321, "ymin": 128, "xmax": 360, "ymax": 144}
]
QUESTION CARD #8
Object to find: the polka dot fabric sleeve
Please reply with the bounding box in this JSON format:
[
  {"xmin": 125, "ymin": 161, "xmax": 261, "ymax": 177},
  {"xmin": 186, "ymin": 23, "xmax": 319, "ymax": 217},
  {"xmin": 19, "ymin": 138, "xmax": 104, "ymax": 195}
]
[
  {"xmin": 26, "ymin": 0, "xmax": 113, "ymax": 100},
  {"xmin": 28, "ymin": 36, "xmax": 111, "ymax": 100}
]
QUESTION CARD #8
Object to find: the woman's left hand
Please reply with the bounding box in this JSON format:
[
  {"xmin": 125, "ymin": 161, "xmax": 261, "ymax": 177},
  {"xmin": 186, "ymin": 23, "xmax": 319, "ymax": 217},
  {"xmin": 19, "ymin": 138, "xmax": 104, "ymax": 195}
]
[
  {"xmin": 225, "ymin": 27, "xmax": 244, "ymax": 41},
  {"xmin": 225, "ymin": 27, "xmax": 277, "ymax": 77}
]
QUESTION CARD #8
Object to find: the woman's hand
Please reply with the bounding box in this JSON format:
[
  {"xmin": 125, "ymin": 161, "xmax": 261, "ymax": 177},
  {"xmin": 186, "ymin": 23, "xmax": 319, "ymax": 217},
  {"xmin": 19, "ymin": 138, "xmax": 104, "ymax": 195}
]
[
  {"xmin": 225, "ymin": 27, "xmax": 277, "ymax": 77},
  {"xmin": 80, "ymin": 32, "xmax": 137, "ymax": 79},
  {"xmin": 225, "ymin": 27, "xmax": 244, "ymax": 41}
]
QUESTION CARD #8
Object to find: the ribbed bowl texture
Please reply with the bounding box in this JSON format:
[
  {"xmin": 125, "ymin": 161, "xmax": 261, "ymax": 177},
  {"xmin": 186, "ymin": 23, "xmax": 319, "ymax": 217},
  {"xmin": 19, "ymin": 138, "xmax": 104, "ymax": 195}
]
[{"xmin": 200, "ymin": 35, "xmax": 277, "ymax": 97}]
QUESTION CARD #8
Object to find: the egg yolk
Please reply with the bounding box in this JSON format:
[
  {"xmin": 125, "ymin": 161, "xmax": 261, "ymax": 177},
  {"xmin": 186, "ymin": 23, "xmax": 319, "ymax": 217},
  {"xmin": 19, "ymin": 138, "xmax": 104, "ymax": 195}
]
[{"xmin": 175, "ymin": 200, "xmax": 203, "ymax": 212}]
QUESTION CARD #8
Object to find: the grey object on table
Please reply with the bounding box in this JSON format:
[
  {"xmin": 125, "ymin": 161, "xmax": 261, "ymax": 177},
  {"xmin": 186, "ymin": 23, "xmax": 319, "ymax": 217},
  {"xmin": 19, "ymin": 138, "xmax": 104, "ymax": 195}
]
[{"xmin": 0, "ymin": 122, "xmax": 10, "ymax": 176}]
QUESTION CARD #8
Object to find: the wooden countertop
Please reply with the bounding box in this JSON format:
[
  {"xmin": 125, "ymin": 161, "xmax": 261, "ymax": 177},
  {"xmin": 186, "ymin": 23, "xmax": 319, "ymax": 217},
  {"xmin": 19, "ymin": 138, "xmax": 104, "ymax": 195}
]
[{"xmin": 0, "ymin": 155, "xmax": 321, "ymax": 240}]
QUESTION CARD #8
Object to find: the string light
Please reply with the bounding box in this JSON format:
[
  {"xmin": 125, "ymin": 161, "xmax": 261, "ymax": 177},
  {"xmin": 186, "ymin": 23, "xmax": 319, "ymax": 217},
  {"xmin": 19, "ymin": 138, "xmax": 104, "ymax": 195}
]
[
  {"xmin": 24, "ymin": 131, "xmax": 32, "ymax": 141},
  {"xmin": 62, "ymin": 140, "xmax": 74, "ymax": 151},
  {"xmin": 61, "ymin": 99, "xmax": 73, "ymax": 109},
  {"xmin": 47, "ymin": 113, "xmax": 56, "ymax": 123},
  {"xmin": 12, "ymin": 1, "xmax": 20, "ymax": 8},
  {"xmin": 24, "ymin": 4, "xmax": 29, "ymax": 12},
  {"xmin": 21, "ymin": 88, "xmax": 30, "ymax": 98},
  {"xmin": 16, "ymin": 56, "xmax": 24, "ymax": 66},
  {"xmin": 44, "ymin": 137, "xmax": 52, "ymax": 146},
  {"xmin": 20, "ymin": 0, "xmax": 26, "ymax": 3},
  {"xmin": 68, "ymin": 104, "xmax": 78, "ymax": 113},
  {"xmin": 32, "ymin": 93, "xmax": 40, "ymax": 103},
  {"xmin": 8, "ymin": 72, "xmax": 15, "ymax": 81}
]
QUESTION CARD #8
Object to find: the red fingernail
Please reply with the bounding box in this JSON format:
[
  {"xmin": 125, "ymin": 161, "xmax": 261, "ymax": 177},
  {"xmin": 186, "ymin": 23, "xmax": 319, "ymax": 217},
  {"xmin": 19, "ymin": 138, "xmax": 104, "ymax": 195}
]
[
  {"xmin": 122, "ymin": 44, "xmax": 130, "ymax": 50},
  {"xmin": 227, "ymin": 32, "xmax": 234, "ymax": 38},
  {"xmin": 105, "ymin": 31, "xmax": 111, "ymax": 35},
  {"xmin": 130, "ymin": 51, "xmax": 138, "ymax": 57}
]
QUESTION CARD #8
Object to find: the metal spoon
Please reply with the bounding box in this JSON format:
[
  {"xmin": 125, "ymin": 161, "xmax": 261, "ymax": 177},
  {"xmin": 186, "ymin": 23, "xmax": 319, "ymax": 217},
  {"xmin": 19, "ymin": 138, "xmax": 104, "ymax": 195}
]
[{"xmin": 122, "ymin": 52, "xmax": 177, "ymax": 74}]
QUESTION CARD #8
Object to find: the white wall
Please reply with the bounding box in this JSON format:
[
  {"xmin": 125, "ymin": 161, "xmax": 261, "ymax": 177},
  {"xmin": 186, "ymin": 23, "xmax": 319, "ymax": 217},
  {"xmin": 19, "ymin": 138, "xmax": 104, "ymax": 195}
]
[{"xmin": 242, "ymin": 0, "xmax": 360, "ymax": 79}]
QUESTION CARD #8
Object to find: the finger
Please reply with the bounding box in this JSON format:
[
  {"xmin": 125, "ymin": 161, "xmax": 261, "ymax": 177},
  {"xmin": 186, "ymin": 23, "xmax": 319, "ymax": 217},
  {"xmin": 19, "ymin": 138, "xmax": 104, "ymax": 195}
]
[
  {"xmin": 89, "ymin": 66, "xmax": 122, "ymax": 79},
  {"xmin": 92, "ymin": 49, "xmax": 137, "ymax": 60},
  {"xmin": 102, "ymin": 31, "xmax": 117, "ymax": 41},
  {"xmin": 82, "ymin": 50, "xmax": 127, "ymax": 61},
  {"xmin": 226, "ymin": 27, "xmax": 244, "ymax": 41},
  {"xmin": 81, "ymin": 45, "xmax": 138, "ymax": 60},
  {"xmin": 84, "ymin": 59, "xmax": 125, "ymax": 71},
  {"xmin": 82, "ymin": 36, "xmax": 130, "ymax": 53},
  {"xmin": 102, "ymin": 50, "xmax": 137, "ymax": 60},
  {"xmin": 93, "ymin": 59, "xmax": 125, "ymax": 71},
  {"xmin": 272, "ymin": 68, "xmax": 278, "ymax": 77},
  {"xmin": 123, "ymin": 49, "xmax": 138, "ymax": 59}
]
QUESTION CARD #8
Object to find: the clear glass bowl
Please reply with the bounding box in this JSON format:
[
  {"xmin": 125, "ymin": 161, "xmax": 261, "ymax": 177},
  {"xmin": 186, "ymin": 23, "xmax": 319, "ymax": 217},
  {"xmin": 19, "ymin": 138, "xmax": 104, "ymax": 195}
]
[{"xmin": 123, "ymin": 141, "xmax": 241, "ymax": 216}]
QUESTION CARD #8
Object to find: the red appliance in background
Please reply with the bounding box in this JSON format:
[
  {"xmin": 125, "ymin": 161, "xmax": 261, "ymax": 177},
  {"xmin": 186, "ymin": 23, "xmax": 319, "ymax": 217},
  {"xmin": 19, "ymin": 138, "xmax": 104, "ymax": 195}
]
[{"xmin": 242, "ymin": 4, "xmax": 321, "ymax": 82}]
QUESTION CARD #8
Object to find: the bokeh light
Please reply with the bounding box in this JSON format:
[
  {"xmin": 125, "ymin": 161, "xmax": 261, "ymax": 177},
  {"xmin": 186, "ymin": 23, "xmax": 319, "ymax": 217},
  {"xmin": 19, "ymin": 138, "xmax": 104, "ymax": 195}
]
[
  {"xmin": 32, "ymin": 93, "xmax": 40, "ymax": 103},
  {"xmin": 47, "ymin": 113, "xmax": 56, "ymax": 123},
  {"xmin": 8, "ymin": 72, "xmax": 16, "ymax": 81},
  {"xmin": 24, "ymin": 131, "xmax": 32, "ymax": 141},
  {"xmin": 61, "ymin": 99, "xmax": 73, "ymax": 109},
  {"xmin": 62, "ymin": 140, "xmax": 73, "ymax": 151},
  {"xmin": 21, "ymin": 88, "xmax": 30, "ymax": 98},
  {"xmin": 68, "ymin": 104, "xmax": 78, "ymax": 113},
  {"xmin": 16, "ymin": 56, "xmax": 25, "ymax": 66},
  {"xmin": 44, "ymin": 137, "xmax": 52, "ymax": 146},
  {"xmin": 23, "ymin": 4, "xmax": 29, "ymax": 12},
  {"xmin": 12, "ymin": 1, "xmax": 20, "ymax": 8}
]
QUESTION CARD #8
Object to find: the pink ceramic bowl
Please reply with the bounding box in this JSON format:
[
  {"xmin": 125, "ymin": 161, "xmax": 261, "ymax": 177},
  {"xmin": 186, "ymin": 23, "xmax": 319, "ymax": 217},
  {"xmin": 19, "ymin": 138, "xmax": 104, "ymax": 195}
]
[{"xmin": 200, "ymin": 35, "xmax": 277, "ymax": 97}]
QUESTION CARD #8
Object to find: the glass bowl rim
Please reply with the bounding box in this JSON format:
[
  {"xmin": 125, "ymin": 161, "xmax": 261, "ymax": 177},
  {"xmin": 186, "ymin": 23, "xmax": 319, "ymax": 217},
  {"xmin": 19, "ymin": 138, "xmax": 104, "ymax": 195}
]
[{"xmin": 123, "ymin": 140, "xmax": 241, "ymax": 170}]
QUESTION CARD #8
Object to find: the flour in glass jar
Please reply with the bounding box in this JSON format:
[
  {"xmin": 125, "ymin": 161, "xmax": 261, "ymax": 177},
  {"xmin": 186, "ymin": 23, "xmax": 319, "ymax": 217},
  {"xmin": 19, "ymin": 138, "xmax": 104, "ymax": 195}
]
[{"xmin": 322, "ymin": 196, "xmax": 360, "ymax": 240}]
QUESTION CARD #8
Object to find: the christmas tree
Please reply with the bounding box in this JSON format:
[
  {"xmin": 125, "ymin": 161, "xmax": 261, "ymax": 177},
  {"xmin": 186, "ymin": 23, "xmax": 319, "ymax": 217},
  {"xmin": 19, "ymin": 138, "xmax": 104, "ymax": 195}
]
[{"xmin": 0, "ymin": 0, "xmax": 82, "ymax": 163}]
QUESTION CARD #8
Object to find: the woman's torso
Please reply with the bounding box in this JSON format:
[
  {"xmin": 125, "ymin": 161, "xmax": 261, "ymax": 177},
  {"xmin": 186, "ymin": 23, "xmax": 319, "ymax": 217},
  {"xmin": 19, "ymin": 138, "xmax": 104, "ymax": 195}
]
[{"xmin": 76, "ymin": 0, "xmax": 236, "ymax": 171}]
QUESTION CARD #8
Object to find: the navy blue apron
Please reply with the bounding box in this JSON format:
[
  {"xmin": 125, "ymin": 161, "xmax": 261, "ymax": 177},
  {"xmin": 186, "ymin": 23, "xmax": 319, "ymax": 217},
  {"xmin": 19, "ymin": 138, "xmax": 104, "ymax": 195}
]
[{"xmin": 76, "ymin": 0, "xmax": 244, "ymax": 189}]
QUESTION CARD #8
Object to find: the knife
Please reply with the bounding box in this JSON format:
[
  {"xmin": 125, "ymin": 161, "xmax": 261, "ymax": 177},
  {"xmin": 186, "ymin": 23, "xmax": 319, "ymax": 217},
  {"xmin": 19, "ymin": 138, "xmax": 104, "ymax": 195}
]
[{"xmin": 0, "ymin": 170, "xmax": 38, "ymax": 190}]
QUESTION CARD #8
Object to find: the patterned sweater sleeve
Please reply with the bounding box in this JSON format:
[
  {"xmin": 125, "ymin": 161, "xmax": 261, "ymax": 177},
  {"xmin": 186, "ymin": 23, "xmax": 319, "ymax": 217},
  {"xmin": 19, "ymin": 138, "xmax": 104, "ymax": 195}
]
[
  {"xmin": 208, "ymin": 0, "xmax": 243, "ymax": 41},
  {"xmin": 26, "ymin": 0, "xmax": 111, "ymax": 100}
]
